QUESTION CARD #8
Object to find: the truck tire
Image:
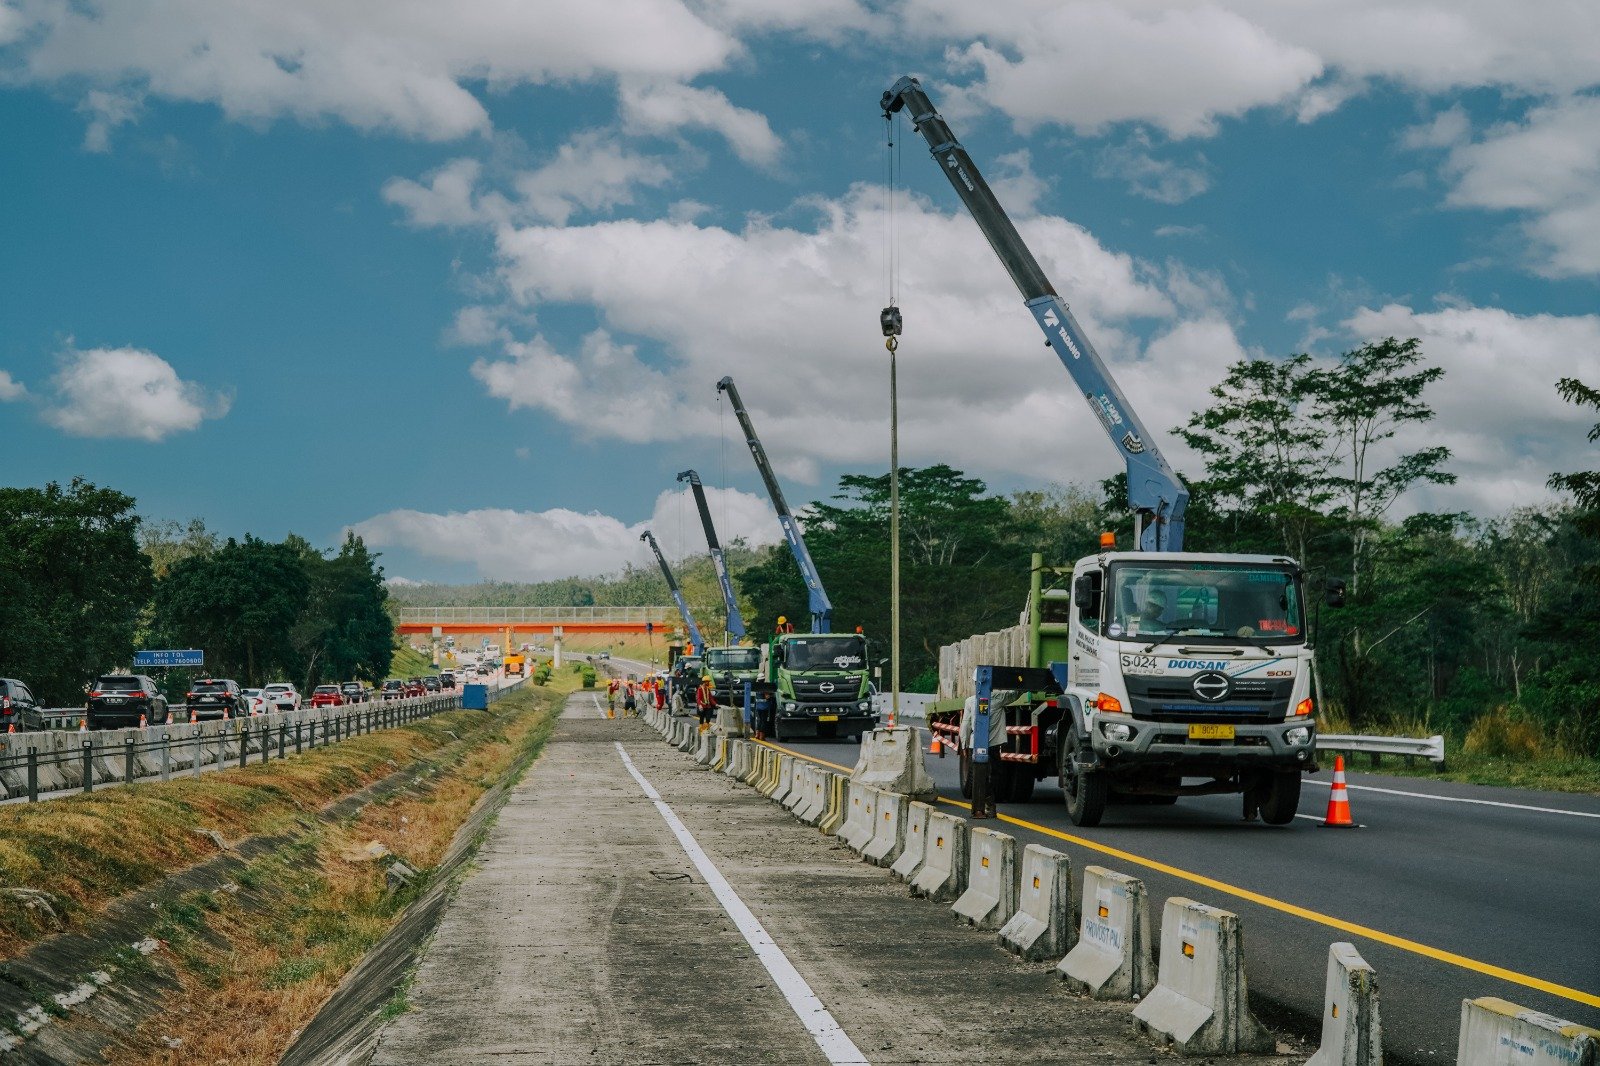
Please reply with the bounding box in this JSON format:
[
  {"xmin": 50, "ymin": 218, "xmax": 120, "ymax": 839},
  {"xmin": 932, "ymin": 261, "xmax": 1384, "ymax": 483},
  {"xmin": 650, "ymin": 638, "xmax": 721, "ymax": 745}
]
[
  {"xmin": 1060, "ymin": 731, "xmax": 1107, "ymax": 826},
  {"xmin": 1259, "ymin": 770, "xmax": 1302, "ymax": 825},
  {"xmin": 958, "ymin": 748, "xmax": 973, "ymax": 799}
]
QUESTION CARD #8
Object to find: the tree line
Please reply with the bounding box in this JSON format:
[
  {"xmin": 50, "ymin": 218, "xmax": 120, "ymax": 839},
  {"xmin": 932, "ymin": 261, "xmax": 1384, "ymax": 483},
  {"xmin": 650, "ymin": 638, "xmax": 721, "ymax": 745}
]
[{"xmin": 0, "ymin": 488, "xmax": 393, "ymax": 705}]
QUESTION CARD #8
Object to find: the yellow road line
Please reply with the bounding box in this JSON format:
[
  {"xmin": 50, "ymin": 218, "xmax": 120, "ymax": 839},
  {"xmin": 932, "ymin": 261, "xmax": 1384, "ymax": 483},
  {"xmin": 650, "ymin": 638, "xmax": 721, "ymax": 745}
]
[{"xmin": 756, "ymin": 739, "xmax": 1600, "ymax": 1011}]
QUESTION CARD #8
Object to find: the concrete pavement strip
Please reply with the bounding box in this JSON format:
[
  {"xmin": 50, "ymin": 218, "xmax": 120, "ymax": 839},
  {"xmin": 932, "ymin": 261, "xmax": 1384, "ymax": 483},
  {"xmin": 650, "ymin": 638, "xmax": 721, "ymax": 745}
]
[{"xmin": 369, "ymin": 693, "xmax": 1304, "ymax": 1065}]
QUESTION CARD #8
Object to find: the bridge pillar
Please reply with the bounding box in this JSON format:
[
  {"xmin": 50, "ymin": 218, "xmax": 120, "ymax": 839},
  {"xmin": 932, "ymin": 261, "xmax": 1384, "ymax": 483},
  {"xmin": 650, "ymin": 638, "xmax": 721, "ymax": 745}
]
[{"xmin": 553, "ymin": 625, "xmax": 564, "ymax": 669}]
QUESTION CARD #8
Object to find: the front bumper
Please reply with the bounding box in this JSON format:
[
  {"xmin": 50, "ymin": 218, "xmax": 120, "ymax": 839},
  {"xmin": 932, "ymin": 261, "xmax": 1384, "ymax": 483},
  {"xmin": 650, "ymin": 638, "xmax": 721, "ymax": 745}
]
[{"xmin": 1090, "ymin": 717, "xmax": 1316, "ymax": 771}]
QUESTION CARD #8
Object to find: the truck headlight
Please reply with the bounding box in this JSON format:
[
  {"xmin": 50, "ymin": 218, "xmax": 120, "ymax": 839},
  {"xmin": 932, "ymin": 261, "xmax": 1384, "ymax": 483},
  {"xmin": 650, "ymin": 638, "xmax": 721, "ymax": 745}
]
[
  {"xmin": 1285, "ymin": 726, "xmax": 1311, "ymax": 745},
  {"xmin": 1103, "ymin": 722, "xmax": 1133, "ymax": 742},
  {"xmin": 783, "ymin": 702, "xmax": 797, "ymax": 712},
  {"xmin": 857, "ymin": 701, "xmax": 869, "ymax": 711}
]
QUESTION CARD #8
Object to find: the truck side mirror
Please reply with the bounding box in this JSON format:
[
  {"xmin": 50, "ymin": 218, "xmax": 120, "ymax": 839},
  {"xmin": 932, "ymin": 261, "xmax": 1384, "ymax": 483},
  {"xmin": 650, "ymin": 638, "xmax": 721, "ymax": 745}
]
[
  {"xmin": 1072, "ymin": 573, "xmax": 1101, "ymax": 612},
  {"xmin": 1325, "ymin": 579, "xmax": 1346, "ymax": 609}
]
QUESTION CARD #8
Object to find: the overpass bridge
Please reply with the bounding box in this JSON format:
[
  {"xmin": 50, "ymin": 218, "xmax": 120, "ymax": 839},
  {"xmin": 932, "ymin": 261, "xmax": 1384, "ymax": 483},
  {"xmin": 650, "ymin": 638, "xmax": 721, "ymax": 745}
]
[{"xmin": 393, "ymin": 606, "xmax": 677, "ymax": 638}]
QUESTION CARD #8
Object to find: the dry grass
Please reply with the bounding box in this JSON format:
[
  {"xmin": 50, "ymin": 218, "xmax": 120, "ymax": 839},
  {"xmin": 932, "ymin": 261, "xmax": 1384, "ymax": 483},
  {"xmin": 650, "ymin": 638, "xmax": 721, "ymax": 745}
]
[{"xmin": 108, "ymin": 683, "xmax": 567, "ymax": 1065}]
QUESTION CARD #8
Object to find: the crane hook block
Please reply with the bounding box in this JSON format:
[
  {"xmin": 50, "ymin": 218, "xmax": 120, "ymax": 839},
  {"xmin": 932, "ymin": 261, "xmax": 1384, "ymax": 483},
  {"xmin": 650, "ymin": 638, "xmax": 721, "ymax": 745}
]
[{"xmin": 880, "ymin": 305, "xmax": 903, "ymax": 338}]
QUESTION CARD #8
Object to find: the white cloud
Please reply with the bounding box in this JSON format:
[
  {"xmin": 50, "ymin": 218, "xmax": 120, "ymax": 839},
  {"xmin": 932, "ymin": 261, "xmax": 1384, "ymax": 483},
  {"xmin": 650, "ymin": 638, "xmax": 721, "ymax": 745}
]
[
  {"xmin": 1095, "ymin": 131, "xmax": 1211, "ymax": 204},
  {"xmin": 1432, "ymin": 95, "xmax": 1600, "ymax": 277},
  {"xmin": 1401, "ymin": 105, "xmax": 1471, "ymax": 151},
  {"xmin": 76, "ymin": 88, "xmax": 140, "ymax": 152},
  {"xmin": 1341, "ymin": 302, "xmax": 1600, "ymax": 515},
  {"xmin": 512, "ymin": 131, "xmax": 674, "ymax": 225},
  {"xmin": 6, "ymin": 0, "xmax": 736, "ymax": 141},
  {"xmin": 694, "ymin": 0, "xmax": 876, "ymax": 39},
  {"xmin": 352, "ymin": 485, "xmax": 780, "ymax": 581},
  {"xmin": 988, "ymin": 150, "xmax": 1049, "ymax": 215},
  {"xmin": 620, "ymin": 81, "xmax": 782, "ymax": 166},
  {"xmin": 0, "ymin": 370, "xmax": 25, "ymax": 401},
  {"xmin": 382, "ymin": 158, "xmax": 493, "ymax": 229},
  {"xmin": 43, "ymin": 346, "xmax": 230, "ymax": 441}
]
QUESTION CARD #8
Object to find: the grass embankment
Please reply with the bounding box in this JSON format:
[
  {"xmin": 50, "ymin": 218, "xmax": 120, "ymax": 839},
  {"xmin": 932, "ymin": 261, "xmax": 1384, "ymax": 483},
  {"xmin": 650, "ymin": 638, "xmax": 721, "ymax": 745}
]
[
  {"xmin": 0, "ymin": 675, "xmax": 577, "ymax": 1063},
  {"xmin": 388, "ymin": 643, "xmax": 439, "ymax": 678},
  {"xmin": 1318, "ymin": 705, "xmax": 1600, "ymax": 795}
]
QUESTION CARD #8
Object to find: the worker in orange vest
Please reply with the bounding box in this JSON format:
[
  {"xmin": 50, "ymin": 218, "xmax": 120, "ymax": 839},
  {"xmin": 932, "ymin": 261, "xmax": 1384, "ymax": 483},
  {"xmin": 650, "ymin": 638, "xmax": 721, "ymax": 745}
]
[{"xmin": 694, "ymin": 674, "xmax": 717, "ymax": 733}]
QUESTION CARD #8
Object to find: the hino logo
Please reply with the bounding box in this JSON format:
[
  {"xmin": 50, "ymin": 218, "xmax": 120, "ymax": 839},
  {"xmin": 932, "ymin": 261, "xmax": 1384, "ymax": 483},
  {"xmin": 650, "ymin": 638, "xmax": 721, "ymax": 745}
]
[
  {"xmin": 819, "ymin": 682, "xmax": 835, "ymax": 693},
  {"xmin": 1192, "ymin": 672, "xmax": 1232, "ymax": 702}
]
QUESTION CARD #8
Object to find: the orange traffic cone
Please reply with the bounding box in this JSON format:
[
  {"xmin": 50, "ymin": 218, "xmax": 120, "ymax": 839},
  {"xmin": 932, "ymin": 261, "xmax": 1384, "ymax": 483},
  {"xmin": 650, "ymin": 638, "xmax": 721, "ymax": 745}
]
[
  {"xmin": 78, "ymin": 717, "xmax": 88, "ymax": 732},
  {"xmin": 7, "ymin": 722, "xmax": 14, "ymax": 734},
  {"xmin": 139, "ymin": 711, "xmax": 148, "ymax": 729},
  {"xmin": 929, "ymin": 733, "xmax": 943, "ymax": 756},
  {"xmin": 222, "ymin": 706, "xmax": 231, "ymax": 721},
  {"xmin": 189, "ymin": 708, "xmax": 198, "ymax": 724},
  {"xmin": 165, "ymin": 710, "xmax": 174, "ymax": 725},
  {"xmin": 1321, "ymin": 754, "xmax": 1356, "ymax": 828}
]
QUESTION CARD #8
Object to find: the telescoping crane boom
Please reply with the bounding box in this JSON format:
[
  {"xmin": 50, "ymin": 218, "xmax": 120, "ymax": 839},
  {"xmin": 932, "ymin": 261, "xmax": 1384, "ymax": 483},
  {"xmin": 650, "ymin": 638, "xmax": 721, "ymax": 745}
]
[
  {"xmin": 676, "ymin": 469, "xmax": 747, "ymax": 640},
  {"xmin": 881, "ymin": 76, "xmax": 1188, "ymax": 552},
  {"xmin": 639, "ymin": 530, "xmax": 705, "ymax": 655},
  {"xmin": 716, "ymin": 376, "xmax": 834, "ymax": 633}
]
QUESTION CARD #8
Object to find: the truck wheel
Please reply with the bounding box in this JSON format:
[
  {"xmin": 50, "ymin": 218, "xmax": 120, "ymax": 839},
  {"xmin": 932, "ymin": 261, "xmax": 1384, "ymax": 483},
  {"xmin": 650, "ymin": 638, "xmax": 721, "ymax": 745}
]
[
  {"xmin": 958, "ymin": 748, "xmax": 973, "ymax": 799},
  {"xmin": 1062, "ymin": 751, "xmax": 1107, "ymax": 827},
  {"xmin": 1259, "ymin": 770, "xmax": 1302, "ymax": 825}
]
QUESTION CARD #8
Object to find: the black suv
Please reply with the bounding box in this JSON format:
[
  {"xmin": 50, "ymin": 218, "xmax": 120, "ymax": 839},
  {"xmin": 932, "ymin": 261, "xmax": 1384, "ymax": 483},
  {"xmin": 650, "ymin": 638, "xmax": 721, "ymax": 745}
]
[
  {"xmin": 381, "ymin": 679, "xmax": 405, "ymax": 701},
  {"xmin": 87, "ymin": 675, "xmax": 168, "ymax": 729},
  {"xmin": 185, "ymin": 678, "xmax": 244, "ymax": 720},
  {"xmin": 340, "ymin": 682, "xmax": 368, "ymax": 704},
  {"xmin": 423, "ymin": 675, "xmax": 442, "ymax": 692},
  {"xmin": 0, "ymin": 678, "xmax": 42, "ymax": 732}
]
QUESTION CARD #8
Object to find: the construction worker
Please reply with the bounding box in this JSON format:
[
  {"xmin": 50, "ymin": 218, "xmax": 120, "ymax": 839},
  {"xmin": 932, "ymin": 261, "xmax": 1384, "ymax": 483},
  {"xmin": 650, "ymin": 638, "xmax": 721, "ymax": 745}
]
[
  {"xmin": 694, "ymin": 673, "xmax": 717, "ymax": 733},
  {"xmin": 776, "ymin": 615, "xmax": 795, "ymax": 634},
  {"xmin": 653, "ymin": 677, "xmax": 666, "ymax": 711},
  {"xmin": 623, "ymin": 678, "xmax": 637, "ymax": 717},
  {"xmin": 606, "ymin": 676, "xmax": 619, "ymax": 716}
]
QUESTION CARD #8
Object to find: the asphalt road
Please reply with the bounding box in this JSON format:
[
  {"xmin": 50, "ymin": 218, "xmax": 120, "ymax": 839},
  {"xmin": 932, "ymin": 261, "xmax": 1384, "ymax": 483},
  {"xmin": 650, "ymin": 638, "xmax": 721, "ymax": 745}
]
[{"xmin": 762, "ymin": 728, "xmax": 1600, "ymax": 1064}]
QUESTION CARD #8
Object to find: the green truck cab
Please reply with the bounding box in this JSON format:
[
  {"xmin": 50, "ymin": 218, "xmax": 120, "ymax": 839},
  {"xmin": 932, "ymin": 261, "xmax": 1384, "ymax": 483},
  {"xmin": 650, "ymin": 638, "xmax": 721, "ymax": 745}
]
[{"xmin": 760, "ymin": 632, "xmax": 872, "ymax": 742}]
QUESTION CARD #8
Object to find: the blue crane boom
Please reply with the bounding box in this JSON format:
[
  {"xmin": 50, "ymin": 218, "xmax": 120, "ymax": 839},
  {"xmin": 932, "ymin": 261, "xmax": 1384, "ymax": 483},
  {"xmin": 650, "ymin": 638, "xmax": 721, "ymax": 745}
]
[
  {"xmin": 639, "ymin": 530, "xmax": 705, "ymax": 655},
  {"xmin": 715, "ymin": 376, "xmax": 834, "ymax": 632},
  {"xmin": 676, "ymin": 469, "xmax": 747, "ymax": 640},
  {"xmin": 881, "ymin": 76, "xmax": 1188, "ymax": 551}
]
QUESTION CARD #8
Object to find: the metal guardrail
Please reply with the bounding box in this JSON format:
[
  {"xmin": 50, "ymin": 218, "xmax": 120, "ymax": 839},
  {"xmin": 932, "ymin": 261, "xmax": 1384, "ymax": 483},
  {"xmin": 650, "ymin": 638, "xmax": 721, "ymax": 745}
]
[
  {"xmin": 2, "ymin": 678, "xmax": 527, "ymax": 803},
  {"xmin": 395, "ymin": 605, "xmax": 672, "ymax": 624},
  {"xmin": 1316, "ymin": 732, "xmax": 1446, "ymax": 766}
]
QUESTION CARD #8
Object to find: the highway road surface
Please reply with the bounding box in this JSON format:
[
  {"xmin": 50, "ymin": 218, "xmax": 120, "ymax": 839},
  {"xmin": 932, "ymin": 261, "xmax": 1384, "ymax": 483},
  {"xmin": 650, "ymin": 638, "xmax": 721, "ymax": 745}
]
[{"xmin": 760, "ymin": 727, "xmax": 1600, "ymax": 1064}]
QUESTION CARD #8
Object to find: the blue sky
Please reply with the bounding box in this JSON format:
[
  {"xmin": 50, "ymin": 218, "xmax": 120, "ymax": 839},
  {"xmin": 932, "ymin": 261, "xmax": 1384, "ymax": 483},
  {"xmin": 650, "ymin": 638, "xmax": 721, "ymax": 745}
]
[{"xmin": 3, "ymin": 1, "xmax": 1598, "ymax": 582}]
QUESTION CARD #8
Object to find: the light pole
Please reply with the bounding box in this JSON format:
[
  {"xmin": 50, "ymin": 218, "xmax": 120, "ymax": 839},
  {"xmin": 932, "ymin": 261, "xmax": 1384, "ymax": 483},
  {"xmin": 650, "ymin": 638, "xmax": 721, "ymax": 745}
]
[{"xmin": 880, "ymin": 304, "xmax": 903, "ymax": 729}]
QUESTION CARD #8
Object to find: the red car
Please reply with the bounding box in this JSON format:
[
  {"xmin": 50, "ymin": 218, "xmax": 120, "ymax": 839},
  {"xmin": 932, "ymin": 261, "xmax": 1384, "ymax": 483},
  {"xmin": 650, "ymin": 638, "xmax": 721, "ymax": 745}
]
[
  {"xmin": 404, "ymin": 678, "xmax": 426, "ymax": 698},
  {"xmin": 309, "ymin": 685, "xmax": 345, "ymax": 708}
]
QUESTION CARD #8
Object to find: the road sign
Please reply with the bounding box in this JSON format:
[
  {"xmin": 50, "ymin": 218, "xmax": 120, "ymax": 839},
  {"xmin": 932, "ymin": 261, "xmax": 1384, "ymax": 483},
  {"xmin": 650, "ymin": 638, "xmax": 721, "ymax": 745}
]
[{"xmin": 133, "ymin": 649, "xmax": 204, "ymax": 668}]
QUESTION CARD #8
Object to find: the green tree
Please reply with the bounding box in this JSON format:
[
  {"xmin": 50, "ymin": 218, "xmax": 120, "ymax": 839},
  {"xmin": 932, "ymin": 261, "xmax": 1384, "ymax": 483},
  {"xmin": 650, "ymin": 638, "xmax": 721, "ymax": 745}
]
[
  {"xmin": 1548, "ymin": 376, "xmax": 1600, "ymax": 585},
  {"xmin": 152, "ymin": 536, "xmax": 309, "ymax": 685},
  {"xmin": 0, "ymin": 479, "xmax": 153, "ymax": 704},
  {"xmin": 139, "ymin": 517, "xmax": 220, "ymax": 579}
]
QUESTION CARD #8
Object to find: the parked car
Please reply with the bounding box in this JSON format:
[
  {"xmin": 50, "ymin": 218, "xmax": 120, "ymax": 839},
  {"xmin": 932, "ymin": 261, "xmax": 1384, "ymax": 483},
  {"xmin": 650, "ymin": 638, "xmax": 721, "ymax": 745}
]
[
  {"xmin": 423, "ymin": 675, "xmax": 442, "ymax": 692},
  {"xmin": 404, "ymin": 677, "xmax": 426, "ymax": 698},
  {"xmin": 241, "ymin": 687, "xmax": 271, "ymax": 715},
  {"xmin": 0, "ymin": 678, "xmax": 42, "ymax": 731},
  {"xmin": 186, "ymin": 678, "xmax": 244, "ymax": 720},
  {"xmin": 310, "ymin": 684, "xmax": 345, "ymax": 708},
  {"xmin": 381, "ymin": 679, "xmax": 405, "ymax": 701},
  {"xmin": 340, "ymin": 681, "xmax": 369, "ymax": 704},
  {"xmin": 262, "ymin": 683, "xmax": 300, "ymax": 712},
  {"xmin": 86, "ymin": 675, "xmax": 168, "ymax": 729}
]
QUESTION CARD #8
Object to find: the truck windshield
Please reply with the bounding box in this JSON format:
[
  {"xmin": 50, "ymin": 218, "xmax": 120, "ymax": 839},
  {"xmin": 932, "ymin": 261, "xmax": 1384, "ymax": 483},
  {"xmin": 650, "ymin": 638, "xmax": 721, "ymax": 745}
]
[
  {"xmin": 784, "ymin": 636, "xmax": 867, "ymax": 671},
  {"xmin": 1106, "ymin": 563, "xmax": 1303, "ymax": 645},
  {"xmin": 706, "ymin": 648, "xmax": 761, "ymax": 671}
]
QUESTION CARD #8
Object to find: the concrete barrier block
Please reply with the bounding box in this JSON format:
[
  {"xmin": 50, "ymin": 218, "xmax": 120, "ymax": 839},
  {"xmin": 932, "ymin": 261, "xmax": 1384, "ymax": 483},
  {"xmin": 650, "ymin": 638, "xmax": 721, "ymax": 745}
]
[
  {"xmin": 999, "ymin": 844, "xmax": 1074, "ymax": 962},
  {"xmin": 1306, "ymin": 943, "xmax": 1382, "ymax": 1066},
  {"xmin": 726, "ymin": 741, "xmax": 749, "ymax": 779},
  {"xmin": 818, "ymin": 772, "xmax": 848, "ymax": 835},
  {"xmin": 677, "ymin": 722, "xmax": 699, "ymax": 753},
  {"xmin": 715, "ymin": 703, "xmax": 747, "ymax": 737},
  {"xmin": 744, "ymin": 745, "xmax": 768, "ymax": 787},
  {"xmin": 851, "ymin": 726, "xmax": 936, "ymax": 798},
  {"xmin": 695, "ymin": 731, "xmax": 715, "ymax": 765},
  {"xmin": 1457, "ymin": 998, "xmax": 1598, "ymax": 1066},
  {"xmin": 781, "ymin": 761, "xmax": 808, "ymax": 810},
  {"xmin": 711, "ymin": 736, "xmax": 729, "ymax": 772},
  {"xmin": 863, "ymin": 790, "xmax": 910, "ymax": 867},
  {"xmin": 890, "ymin": 801, "xmax": 935, "ymax": 883},
  {"xmin": 759, "ymin": 748, "xmax": 782, "ymax": 794},
  {"xmin": 1132, "ymin": 898, "xmax": 1271, "ymax": 1055},
  {"xmin": 771, "ymin": 755, "xmax": 796, "ymax": 804},
  {"xmin": 952, "ymin": 827, "xmax": 1017, "ymax": 930},
  {"xmin": 839, "ymin": 783, "xmax": 879, "ymax": 853},
  {"xmin": 911, "ymin": 810, "xmax": 968, "ymax": 902},
  {"xmin": 796, "ymin": 767, "xmax": 826, "ymax": 825},
  {"xmin": 1058, "ymin": 865, "xmax": 1155, "ymax": 1000}
]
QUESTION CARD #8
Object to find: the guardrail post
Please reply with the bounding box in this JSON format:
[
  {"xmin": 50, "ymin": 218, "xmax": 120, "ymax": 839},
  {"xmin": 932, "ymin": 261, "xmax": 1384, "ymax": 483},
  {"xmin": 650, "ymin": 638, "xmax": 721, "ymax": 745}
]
[
  {"xmin": 160, "ymin": 733, "xmax": 171, "ymax": 781},
  {"xmin": 81, "ymin": 741, "xmax": 93, "ymax": 793},
  {"xmin": 260, "ymin": 725, "xmax": 269, "ymax": 764},
  {"xmin": 278, "ymin": 723, "xmax": 286, "ymax": 759},
  {"xmin": 193, "ymin": 731, "xmax": 203, "ymax": 779},
  {"xmin": 294, "ymin": 722, "xmax": 302, "ymax": 755},
  {"xmin": 27, "ymin": 747, "xmax": 38, "ymax": 802},
  {"xmin": 238, "ymin": 724, "xmax": 248, "ymax": 769},
  {"xmin": 124, "ymin": 737, "xmax": 135, "ymax": 784}
]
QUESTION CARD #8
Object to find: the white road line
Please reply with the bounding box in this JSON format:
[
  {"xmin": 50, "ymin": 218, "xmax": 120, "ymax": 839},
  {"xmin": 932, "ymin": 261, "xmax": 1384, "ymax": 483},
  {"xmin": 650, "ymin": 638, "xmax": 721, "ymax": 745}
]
[
  {"xmin": 1303, "ymin": 778, "xmax": 1600, "ymax": 819},
  {"xmin": 614, "ymin": 742, "xmax": 869, "ymax": 1066},
  {"xmin": 589, "ymin": 693, "xmax": 608, "ymax": 719}
]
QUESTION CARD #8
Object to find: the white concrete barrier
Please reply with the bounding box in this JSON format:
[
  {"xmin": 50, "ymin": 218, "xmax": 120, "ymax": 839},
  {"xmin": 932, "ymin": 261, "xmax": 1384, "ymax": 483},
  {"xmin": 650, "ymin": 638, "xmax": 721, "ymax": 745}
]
[
  {"xmin": 1307, "ymin": 943, "xmax": 1381, "ymax": 1066},
  {"xmin": 760, "ymin": 748, "xmax": 783, "ymax": 794},
  {"xmin": 722, "ymin": 740, "xmax": 745, "ymax": 778},
  {"xmin": 711, "ymin": 736, "xmax": 729, "ymax": 772},
  {"xmin": 799, "ymin": 767, "xmax": 830, "ymax": 825},
  {"xmin": 839, "ymin": 783, "xmax": 880, "ymax": 853},
  {"xmin": 998, "ymin": 844, "xmax": 1074, "ymax": 962},
  {"xmin": 1132, "ymin": 898, "xmax": 1271, "ymax": 1055},
  {"xmin": 851, "ymin": 726, "xmax": 935, "ymax": 798},
  {"xmin": 771, "ymin": 755, "xmax": 796, "ymax": 804},
  {"xmin": 889, "ymin": 801, "xmax": 935, "ymax": 883},
  {"xmin": 863, "ymin": 790, "xmax": 910, "ymax": 868},
  {"xmin": 817, "ymin": 772, "xmax": 849, "ymax": 835},
  {"xmin": 791, "ymin": 765, "xmax": 820, "ymax": 822},
  {"xmin": 952, "ymin": 826, "xmax": 1017, "ymax": 930},
  {"xmin": 715, "ymin": 702, "xmax": 746, "ymax": 737},
  {"xmin": 1457, "ymin": 998, "xmax": 1598, "ymax": 1066},
  {"xmin": 695, "ymin": 731, "xmax": 715, "ymax": 765},
  {"xmin": 677, "ymin": 721, "xmax": 699, "ymax": 753},
  {"xmin": 1058, "ymin": 865, "xmax": 1155, "ymax": 1000},
  {"xmin": 781, "ymin": 761, "xmax": 809, "ymax": 811},
  {"xmin": 911, "ymin": 809, "xmax": 968, "ymax": 902}
]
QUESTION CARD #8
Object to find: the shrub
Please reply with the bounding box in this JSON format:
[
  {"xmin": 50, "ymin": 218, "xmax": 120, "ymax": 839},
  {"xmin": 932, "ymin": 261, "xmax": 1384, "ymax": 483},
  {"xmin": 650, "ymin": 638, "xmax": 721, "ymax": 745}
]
[{"xmin": 1464, "ymin": 706, "xmax": 1545, "ymax": 760}]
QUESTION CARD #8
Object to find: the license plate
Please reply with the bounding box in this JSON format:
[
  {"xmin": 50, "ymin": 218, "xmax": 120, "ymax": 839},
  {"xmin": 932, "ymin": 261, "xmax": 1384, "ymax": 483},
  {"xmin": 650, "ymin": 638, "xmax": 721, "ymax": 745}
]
[
  {"xmin": 819, "ymin": 714, "xmax": 839, "ymax": 722},
  {"xmin": 1188, "ymin": 723, "xmax": 1235, "ymax": 741}
]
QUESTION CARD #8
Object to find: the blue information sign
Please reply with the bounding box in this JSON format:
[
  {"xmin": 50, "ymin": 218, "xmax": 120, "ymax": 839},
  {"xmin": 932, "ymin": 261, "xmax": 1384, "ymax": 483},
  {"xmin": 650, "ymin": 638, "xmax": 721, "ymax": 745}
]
[{"xmin": 133, "ymin": 649, "xmax": 204, "ymax": 668}]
